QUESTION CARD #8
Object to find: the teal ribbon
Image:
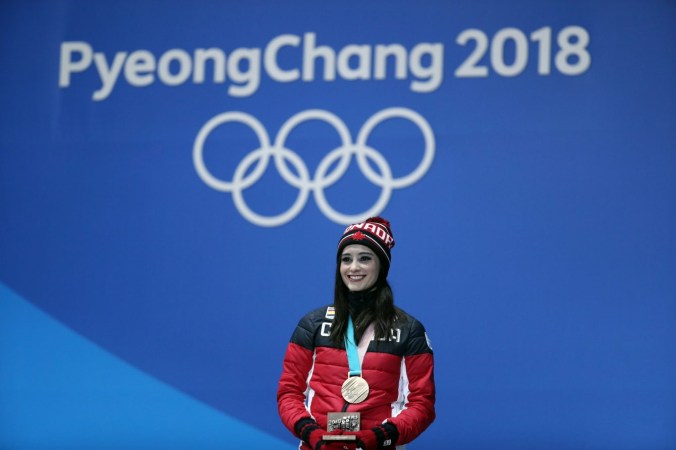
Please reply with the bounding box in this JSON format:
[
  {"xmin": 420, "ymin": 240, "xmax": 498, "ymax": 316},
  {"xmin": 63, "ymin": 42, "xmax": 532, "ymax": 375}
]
[{"xmin": 344, "ymin": 316, "xmax": 362, "ymax": 377}]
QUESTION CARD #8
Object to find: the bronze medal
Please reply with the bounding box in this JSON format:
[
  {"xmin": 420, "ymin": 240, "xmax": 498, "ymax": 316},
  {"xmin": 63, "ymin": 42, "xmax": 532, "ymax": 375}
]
[{"xmin": 341, "ymin": 376, "xmax": 369, "ymax": 404}]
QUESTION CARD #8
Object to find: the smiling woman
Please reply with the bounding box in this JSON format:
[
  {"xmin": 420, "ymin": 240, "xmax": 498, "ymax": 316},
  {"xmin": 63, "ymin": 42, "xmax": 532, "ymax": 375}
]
[
  {"xmin": 277, "ymin": 217, "xmax": 436, "ymax": 450},
  {"xmin": 339, "ymin": 245, "xmax": 380, "ymax": 292}
]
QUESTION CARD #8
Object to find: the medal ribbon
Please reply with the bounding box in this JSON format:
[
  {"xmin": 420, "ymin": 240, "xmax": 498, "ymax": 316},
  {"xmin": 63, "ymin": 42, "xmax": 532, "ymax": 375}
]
[{"xmin": 344, "ymin": 316, "xmax": 362, "ymax": 377}]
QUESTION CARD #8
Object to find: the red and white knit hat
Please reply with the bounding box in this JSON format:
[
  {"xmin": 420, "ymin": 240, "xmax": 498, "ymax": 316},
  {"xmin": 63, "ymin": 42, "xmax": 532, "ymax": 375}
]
[{"xmin": 337, "ymin": 217, "xmax": 396, "ymax": 276}]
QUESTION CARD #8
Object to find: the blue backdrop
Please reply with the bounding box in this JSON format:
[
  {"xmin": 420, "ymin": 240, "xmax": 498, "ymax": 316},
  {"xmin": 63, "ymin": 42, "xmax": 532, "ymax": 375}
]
[{"xmin": 1, "ymin": 1, "xmax": 675, "ymax": 448}]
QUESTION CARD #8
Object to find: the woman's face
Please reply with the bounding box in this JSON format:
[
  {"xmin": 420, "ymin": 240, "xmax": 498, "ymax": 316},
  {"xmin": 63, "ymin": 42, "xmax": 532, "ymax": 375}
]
[{"xmin": 340, "ymin": 244, "xmax": 380, "ymax": 292}]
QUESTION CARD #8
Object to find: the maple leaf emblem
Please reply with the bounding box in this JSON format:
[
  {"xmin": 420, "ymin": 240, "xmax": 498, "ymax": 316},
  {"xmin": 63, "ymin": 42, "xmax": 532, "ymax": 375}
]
[{"xmin": 352, "ymin": 231, "xmax": 366, "ymax": 240}]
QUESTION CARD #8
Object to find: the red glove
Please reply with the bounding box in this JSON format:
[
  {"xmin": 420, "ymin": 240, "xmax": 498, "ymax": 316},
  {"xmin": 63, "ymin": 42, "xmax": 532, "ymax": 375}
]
[{"xmin": 347, "ymin": 422, "xmax": 399, "ymax": 450}]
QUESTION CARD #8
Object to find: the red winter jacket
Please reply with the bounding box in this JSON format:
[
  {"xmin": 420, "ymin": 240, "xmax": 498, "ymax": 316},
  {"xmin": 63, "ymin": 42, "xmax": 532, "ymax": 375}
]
[{"xmin": 277, "ymin": 305, "xmax": 435, "ymax": 448}]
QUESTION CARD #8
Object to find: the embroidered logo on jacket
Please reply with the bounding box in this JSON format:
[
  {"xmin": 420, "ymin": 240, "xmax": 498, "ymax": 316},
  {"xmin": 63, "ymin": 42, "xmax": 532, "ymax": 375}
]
[{"xmin": 325, "ymin": 307, "xmax": 335, "ymax": 320}]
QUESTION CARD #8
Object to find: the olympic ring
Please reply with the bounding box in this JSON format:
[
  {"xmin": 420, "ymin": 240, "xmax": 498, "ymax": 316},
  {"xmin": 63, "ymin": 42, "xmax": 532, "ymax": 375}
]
[{"xmin": 193, "ymin": 107, "xmax": 435, "ymax": 227}]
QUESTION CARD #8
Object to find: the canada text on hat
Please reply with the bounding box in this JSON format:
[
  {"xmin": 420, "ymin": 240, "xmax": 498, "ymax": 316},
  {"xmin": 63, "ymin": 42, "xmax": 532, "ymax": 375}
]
[
  {"xmin": 342, "ymin": 221, "xmax": 394, "ymax": 250},
  {"xmin": 337, "ymin": 217, "xmax": 395, "ymax": 268}
]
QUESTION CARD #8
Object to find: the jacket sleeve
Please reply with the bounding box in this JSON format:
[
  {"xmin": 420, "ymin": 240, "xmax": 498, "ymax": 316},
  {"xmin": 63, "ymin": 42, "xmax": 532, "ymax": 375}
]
[
  {"xmin": 387, "ymin": 319, "xmax": 435, "ymax": 444},
  {"xmin": 277, "ymin": 315, "xmax": 317, "ymax": 435}
]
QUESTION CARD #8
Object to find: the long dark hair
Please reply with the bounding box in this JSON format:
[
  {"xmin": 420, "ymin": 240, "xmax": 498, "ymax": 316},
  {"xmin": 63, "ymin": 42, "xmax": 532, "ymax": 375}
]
[{"xmin": 329, "ymin": 263, "xmax": 399, "ymax": 346}]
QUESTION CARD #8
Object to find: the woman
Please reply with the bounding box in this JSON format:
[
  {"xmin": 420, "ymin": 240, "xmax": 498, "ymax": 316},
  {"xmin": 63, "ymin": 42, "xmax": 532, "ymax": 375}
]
[{"xmin": 277, "ymin": 217, "xmax": 435, "ymax": 450}]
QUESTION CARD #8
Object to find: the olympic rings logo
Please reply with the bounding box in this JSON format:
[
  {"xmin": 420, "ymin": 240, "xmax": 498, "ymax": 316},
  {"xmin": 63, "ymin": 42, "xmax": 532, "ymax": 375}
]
[{"xmin": 193, "ymin": 107, "xmax": 435, "ymax": 227}]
